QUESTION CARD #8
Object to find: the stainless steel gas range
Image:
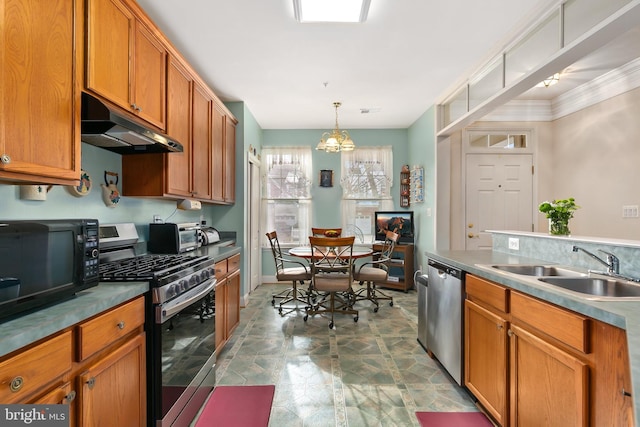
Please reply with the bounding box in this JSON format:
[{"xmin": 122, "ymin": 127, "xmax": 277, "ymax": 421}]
[{"xmin": 99, "ymin": 223, "xmax": 217, "ymax": 427}]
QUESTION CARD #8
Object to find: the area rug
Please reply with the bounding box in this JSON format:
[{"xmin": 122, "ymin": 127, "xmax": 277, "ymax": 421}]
[
  {"xmin": 194, "ymin": 385, "xmax": 275, "ymax": 427},
  {"xmin": 416, "ymin": 411, "xmax": 494, "ymax": 427}
]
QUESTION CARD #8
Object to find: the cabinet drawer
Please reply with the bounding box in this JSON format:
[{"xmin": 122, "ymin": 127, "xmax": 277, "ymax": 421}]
[
  {"xmin": 215, "ymin": 259, "xmax": 228, "ymax": 280},
  {"xmin": 511, "ymin": 291, "xmax": 589, "ymax": 353},
  {"xmin": 77, "ymin": 296, "xmax": 145, "ymax": 361},
  {"xmin": 466, "ymin": 274, "xmax": 509, "ymax": 313},
  {"xmin": 0, "ymin": 331, "xmax": 72, "ymax": 403},
  {"xmin": 228, "ymin": 253, "xmax": 240, "ymax": 273}
]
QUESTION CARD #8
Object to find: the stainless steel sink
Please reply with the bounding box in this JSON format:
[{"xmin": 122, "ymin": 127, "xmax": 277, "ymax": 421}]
[
  {"xmin": 491, "ymin": 264, "xmax": 586, "ymax": 277},
  {"xmin": 538, "ymin": 277, "xmax": 640, "ymax": 298}
]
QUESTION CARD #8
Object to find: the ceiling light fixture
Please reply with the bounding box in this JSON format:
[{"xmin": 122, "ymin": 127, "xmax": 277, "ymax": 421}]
[
  {"xmin": 316, "ymin": 102, "xmax": 355, "ymax": 153},
  {"xmin": 293, "ymin": 0, "xmax": 371, "ymax": 23},
  {"xmin": 536, "ymin": 73, "xmax": 560, "ymax": 88}
]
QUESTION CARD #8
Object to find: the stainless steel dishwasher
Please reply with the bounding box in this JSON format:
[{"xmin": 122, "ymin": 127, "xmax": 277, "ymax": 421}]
[{"xmin": 426, "ymin": 258, "xmax": 464, "ymax": 385}]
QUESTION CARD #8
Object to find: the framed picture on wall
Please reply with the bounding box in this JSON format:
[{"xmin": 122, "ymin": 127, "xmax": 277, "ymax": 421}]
[{"xmin": 320, "ymin": 170, "xmax": 333, "ymax": 187}]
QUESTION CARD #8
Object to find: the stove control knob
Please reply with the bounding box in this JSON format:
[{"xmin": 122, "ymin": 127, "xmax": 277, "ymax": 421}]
[
  {"xmin": 201, "ymin": 270, "xmax": 210, "ymax": 281},
  {"xmin": 189, "ymin": 276, "xmax": 198, "ymax": 286},
  {"xmin": 166, "ymin": 285, "xmax": 176, "ymax": 299},
  {"xmin": 179, "ymin": 279, "xmax": 188, "ymax": 292}
]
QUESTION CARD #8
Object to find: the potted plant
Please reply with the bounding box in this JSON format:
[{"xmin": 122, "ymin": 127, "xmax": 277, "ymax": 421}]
[{"xmin": 538, "ymin": 198, "xmax": 580, "ymax": 236}]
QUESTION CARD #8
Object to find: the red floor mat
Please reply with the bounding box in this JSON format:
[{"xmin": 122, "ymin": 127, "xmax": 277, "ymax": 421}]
[
  {"xmin": 416, "ymin": 411, "xmax": 494, "ymax": 427},
  {"xmin": 194, "ymin": 385, "xmax": 275, "ymax": 427}
]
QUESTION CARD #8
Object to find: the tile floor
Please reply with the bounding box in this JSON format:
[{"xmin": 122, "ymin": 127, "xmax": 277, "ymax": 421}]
[{"xmin": 214, "ymin": 283, "xmax": 479, "ymax": 427}]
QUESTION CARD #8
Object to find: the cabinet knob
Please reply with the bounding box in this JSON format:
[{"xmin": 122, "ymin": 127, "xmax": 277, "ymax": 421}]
[
  {"xmin": 1, "ymin": 154, "xmax": 10, "ymax": 164},
  {"xmin": 497, "ymin": 324, "xmax": 504, "ymax": 330},
  {"xmin": 117, "ymin": 321, "xmax": 125, "ymax": 330},
  {"xmin": 64, "ymin": 390, "xmax": 77, "ymax": 403},
  {"xmin": 622, "ymin": 388, "xmax": 632, "ymax": 397},
  {"xmin": 86, "ymin": 377, "xmax": 96, "ymax": 389},
  {"xmin": 507, "ymin": 329, "xmax": 514, "ymax": 337},
  {"xmin": 9, "ymin": 376, "xmax": 23, "ymax": 392}
]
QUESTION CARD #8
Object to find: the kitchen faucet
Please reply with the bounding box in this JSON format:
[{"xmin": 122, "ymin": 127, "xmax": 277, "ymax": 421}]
[{"xmin": 571, "ymin": 245, "xmax": 619, "ymax": 275}]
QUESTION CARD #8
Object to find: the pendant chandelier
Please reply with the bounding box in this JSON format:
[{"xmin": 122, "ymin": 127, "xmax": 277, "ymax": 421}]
[{"xmin": 316, "ymin": 102, "xmax": 355, "ymax": 153}]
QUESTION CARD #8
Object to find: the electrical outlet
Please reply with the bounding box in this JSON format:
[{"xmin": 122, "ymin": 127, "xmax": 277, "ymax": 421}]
[
  {"xmin": 508, "ymin": 237, "xmax": 520, "ymax": 251},
  {"xmin": 622, "ymin": 205, "xmax": 639, "ymax": 218}
]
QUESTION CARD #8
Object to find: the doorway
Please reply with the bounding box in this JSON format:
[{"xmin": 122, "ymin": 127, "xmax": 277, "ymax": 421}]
[
  {"xmin": 247, "ymin": 154, "xmax": 261, "ymax": 293},
  {"xmin": 465, "ymin": 153, "xmax": 533, "ymax": 250}
]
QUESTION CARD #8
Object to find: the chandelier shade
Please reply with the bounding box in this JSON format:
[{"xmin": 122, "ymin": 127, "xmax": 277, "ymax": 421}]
[{"xmin": 316, "ymin": 102, "xmax": 355, "ymax": 153}]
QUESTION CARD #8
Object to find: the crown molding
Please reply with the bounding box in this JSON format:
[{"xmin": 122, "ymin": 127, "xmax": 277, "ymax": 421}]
[
  {"xmin": 551, "ymin": 57, "xmax": 640, "ymax": 119},
  {"xmin": 480, "ymin": 57, "xmax": 640, "ymax": 122}
]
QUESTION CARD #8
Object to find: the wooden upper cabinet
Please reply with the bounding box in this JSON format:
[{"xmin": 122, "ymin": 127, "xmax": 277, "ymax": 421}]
[
  {"xmin": 132, "ymin": 21, "xmax": 166, "ymax": 129},
  {"xmin": 0, "ymin": 0, "xmax": 81, "ymax": 184},
  {"xmin": 212, "ymin": 102, "xmax": 225, "ymax": 202},
  {"xmin": 165, "ymin": 57, "xmax": 193, "ymax": 197},
  {"xmin": 224, "ymin": 116, "xmax": 237, "ymax": 203},
  {"xmin": 85, "ymin": 0, "xmax": 132, "ymax": 107},
  {"xmin": 192, "ymin": 83, "xmax": 213, "ymax": 200},
  {"xmin": 86, "ymin": 0, "xmax": 166, "ymax": 130}
]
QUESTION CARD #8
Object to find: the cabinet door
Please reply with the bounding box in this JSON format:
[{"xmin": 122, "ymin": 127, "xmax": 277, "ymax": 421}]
[
  {"xmin": 465, "ymin": 300, "xmax": 508, "ymax": 426},
  {"xmin": 192, "ymin": 83, "xmax": 212, "ymax": 200},
  {"xmin": 215, "ymin": 281, "xmax": 227, "ymax": 354},
  {"xmin": 211, "ymin": 103, "xmax": 225, "ymax": 202},
  {"xmin": 509, "ymin": 324, "xmax": 588, "ymax": 427},
  {"xmin": 223, "ymin": 117, "xmax": 236, "ymax": 203},
  {"xmin": 79, "ymin": 333, "xmax": 146, "ymax": 427},
  {"xmin": 225, "ymin": 271, "xmax": 241, "ymax": 338},
  {"xmin": 132, "ymin": 21, "xmax": 166, "ymax": 129},
  {"xmin": 0, "ymin": 0, "xmax": 80, "ymax": 184},
  {"xmin": 165, "ymin": 57, "xmax": 192, "ymax": 197},
  {"xmin": 86, "ymin": 0, "xmax": 132, "ymax": 110}
]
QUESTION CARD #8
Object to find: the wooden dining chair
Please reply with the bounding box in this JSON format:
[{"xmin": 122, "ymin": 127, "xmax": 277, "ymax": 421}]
[
  {"xmin": 265, "ymin": 231, "xmax": 312, "ymax": 315},
  {"xmin": 311, "ymin": 227, "xmax": 342, "ymax": 237},
  {"xmin": 353, "ymin": 230, "xmax": 399, "ymax": 312},
  {"xmin": 304, "ymin": 236, "xmax": 358, "ymax": 329}
]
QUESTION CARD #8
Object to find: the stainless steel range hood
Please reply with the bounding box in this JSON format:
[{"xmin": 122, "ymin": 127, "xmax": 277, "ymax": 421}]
[{"xmin": 81, "ymin": 92, "xmax": 183, "ymax": 154}]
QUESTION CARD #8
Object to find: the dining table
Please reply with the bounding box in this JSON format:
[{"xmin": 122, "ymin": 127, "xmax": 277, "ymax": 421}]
[{"xmin": 288, "ymin": 245, "xmax": 374, "ymax": 260}]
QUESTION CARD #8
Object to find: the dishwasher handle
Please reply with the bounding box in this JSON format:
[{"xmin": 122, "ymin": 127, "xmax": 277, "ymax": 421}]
[{"xmin": 428, "ymin": 259, "xmax": 463, "ymax": 280}]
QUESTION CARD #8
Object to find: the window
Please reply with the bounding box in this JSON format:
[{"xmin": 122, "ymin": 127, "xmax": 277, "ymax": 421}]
[
  {"xmin": 340, "ymin": 146, "xmax": 394, "ymax": 243},
  {"xmin": 261, "ymin": 147, "xmax": 312, "ymax": 246}
]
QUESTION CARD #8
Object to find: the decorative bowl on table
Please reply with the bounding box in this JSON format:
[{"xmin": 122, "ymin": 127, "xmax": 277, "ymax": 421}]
[{"xmin": 324, "ymin": 230, "xmax": 340, "ymax": 238}]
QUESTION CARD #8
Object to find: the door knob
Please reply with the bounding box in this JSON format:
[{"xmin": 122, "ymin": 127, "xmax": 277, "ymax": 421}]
[
  {"xmin": 468, "ymin": 223, "xmax": 474, "ymax": 228},
  {"xmin": 468, "ymin": 233, "xmax": 479, "ymax": 239}
]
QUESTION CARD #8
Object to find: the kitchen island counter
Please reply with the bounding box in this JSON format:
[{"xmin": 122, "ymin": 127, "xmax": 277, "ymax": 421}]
[{"xmin": 427, "ymin": 249, "xmax": 640, "ymax": 426}]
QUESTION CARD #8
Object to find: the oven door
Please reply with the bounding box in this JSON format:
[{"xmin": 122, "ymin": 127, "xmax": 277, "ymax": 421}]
[{"xmin": 151, "ymin": 278, "xmax": 217, "ymax": 427}]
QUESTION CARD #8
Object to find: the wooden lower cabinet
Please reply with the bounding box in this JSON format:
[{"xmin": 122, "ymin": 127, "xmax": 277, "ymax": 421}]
[
  {"xmin": 509, "ymin": 324, "xmax": 588, "ymax": 427},
  {"xmin": 465, "ymin": 299, "xmax": 508, "ymax": 426},
  {"xmin": 464, "ymin": 273, "xmax": 634, "ymax": 427},
  {"xmin": 78, "ymin": 333, "xmax": 146, "ymax": 427},
  {"xmin": 0, "ymin": 296, "xmax": 146, "ymax": 426},
  {"xmin": 215, "ymin": 253, "xmax": 241, "ymax": 354}
]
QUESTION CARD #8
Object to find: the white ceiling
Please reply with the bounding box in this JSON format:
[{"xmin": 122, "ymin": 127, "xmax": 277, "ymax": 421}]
[{"xmin": 134, "ymin": 0, "xmax": 581, "ymax": 130}]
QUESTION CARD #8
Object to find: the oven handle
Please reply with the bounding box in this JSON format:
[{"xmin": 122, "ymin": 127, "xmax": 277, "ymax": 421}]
[{"xmin": 159, "ymin": 278, "xmax": 217, "ymax": 323}]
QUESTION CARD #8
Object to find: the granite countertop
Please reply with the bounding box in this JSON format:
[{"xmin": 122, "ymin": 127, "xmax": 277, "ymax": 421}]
[
  {"xmin": 426, "ymin": 249, "xmax": 640, "ymax": 425},
  {"xmin": 196, "ymin": 243, "xmax": 241, "ymax": 262},
  {"xmin": 0, "ymin": 282, "xmax": 149, "ymax": 359}
]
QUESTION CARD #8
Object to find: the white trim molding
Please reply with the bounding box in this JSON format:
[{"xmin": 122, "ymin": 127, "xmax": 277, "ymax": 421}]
[{"xmin": 481, "ymin": 57, "xmax": 640, "ymax": 122}]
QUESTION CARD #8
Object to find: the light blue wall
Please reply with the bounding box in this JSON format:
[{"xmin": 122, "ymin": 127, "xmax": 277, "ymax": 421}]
[
  {"xmin": 0, "ymin": 143, "xmax": 205, "ymax": 239},
  {"xmin": 407, "ymin": 106, "xmax": 436, "ymax": 272}
]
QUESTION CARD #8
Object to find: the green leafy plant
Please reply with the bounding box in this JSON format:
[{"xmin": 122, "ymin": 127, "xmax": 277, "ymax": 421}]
[{"xmin": 538, "ymin": 198, "xmax": 580, "ymax": 235}]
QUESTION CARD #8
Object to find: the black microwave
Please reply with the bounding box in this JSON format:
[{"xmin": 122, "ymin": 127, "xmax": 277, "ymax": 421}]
[{"xmin": 0, "ymin": 219, "xmax": 100, "ymax": 322}]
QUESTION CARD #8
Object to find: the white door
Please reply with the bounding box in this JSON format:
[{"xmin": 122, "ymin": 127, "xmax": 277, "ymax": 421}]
[
  {"xmin": 465, "ymin": 154, "xmax": 533, "ymax": 250},
  {"xmin": 248, "ymin": 158, "xmax": 261, "ymax": 292}
]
